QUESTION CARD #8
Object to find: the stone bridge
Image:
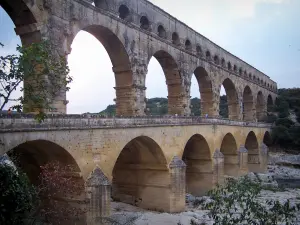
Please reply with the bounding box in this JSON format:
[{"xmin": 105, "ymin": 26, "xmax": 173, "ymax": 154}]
[
  {"xmin": 0, "ymin": 116, "xmax": 272, "ymax": 221},
  {"xmin": 1, "ymin": 0, "xmax": 278, "ymax": 223},
  {"xmin": 3, "ymin": 0, "xmax": 277, "ymax": 121}
]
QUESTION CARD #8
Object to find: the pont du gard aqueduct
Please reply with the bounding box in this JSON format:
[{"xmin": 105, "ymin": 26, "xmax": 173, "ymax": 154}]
[{"xmin": 1, "ymin": 0, "xmax": 278, "ymax": 224}]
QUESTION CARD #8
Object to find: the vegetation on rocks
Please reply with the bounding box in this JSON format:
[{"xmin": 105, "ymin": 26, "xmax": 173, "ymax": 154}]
[{"xmin": 202, "ymin": 176, "xmax": 300, "ymax": 225}]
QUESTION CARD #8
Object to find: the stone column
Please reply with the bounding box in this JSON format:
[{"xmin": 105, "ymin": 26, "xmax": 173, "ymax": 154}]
[
  {"xmin": 259, "ymin": 143, "xmax": 269, "ymax": 173},
  {"xmin": 212, "ymin": 149, "xmax": 224, "ymax": 186},
  {"xmin": 86, "ymin": 167, "xmax": 111, "ymax": 225},
  {"xmin": 113, "ymin": 65, "xmax": 146, "ymax": 116},
  {"xmin": 169, "ymin": 156, "xmax": 186, "ymax": 213},
  {"xmin": 238, "ymin": 145, "xmax": 248, "ymax": 176}
]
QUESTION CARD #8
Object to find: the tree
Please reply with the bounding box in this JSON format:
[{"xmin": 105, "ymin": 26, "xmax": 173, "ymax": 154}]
[
  {"xmin": 0, "ymin": 163, "xmax": 37, "ymax": 225},
  {"xmin": 31, "ymin": 161, "xmax": 86, "ymax": 224},
  {"xmin": 0, "ymin": 41, "xmax": 72, "ymax": 121}
]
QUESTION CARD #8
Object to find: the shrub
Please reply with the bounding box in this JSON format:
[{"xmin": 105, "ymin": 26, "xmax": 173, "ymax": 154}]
[
  {"xmin": 0, "ymin": 164, "xmax": 37, "ymax": 225},
  {"xmin": 204, "ymin": 176, "xmax": 300, "ymax": 225}
]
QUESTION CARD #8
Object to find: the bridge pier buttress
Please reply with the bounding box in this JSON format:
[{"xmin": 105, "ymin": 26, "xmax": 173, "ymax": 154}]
[
  {"xmin": 259, "ymin": 143, "xmax": 269, "ymax": 173},
  {"xmin": 86, "ymin": 167, "xmax": 111, "ymax": 225},
  {"xmin": 238, "ymin": 146, "xmax": 249, "ymax": 176},
  {"xmin": 212, "ymin": 149, "xmax": 225, "ymax": 186}
]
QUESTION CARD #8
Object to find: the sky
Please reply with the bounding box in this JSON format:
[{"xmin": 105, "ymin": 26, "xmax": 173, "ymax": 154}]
[{"xmin": 0, "ymin": 0, "xmax": 299, "ymax": 114}]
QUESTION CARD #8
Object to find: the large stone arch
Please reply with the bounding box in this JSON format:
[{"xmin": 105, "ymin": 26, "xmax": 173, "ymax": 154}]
[
  {"xmin": 191, "ymin": 67, "xmax": 214, "ymax": 117},
  {"xmin": 220, "ymin": 133, "xmax": 239, "ymax": 176},
  {"xmin": 0, "ymin": 0, "xmax": 42, "ymax": 45},
  {"xmin": 183, "ymin": 134, "xmax": 212, "ymax": 196},
  {"xmin": 112, "ymin": 136, "xmax": 171, "ymax": 211},
  {"xmin": 256, "ymin": 91, "xmax": 266, "ymax": 121},
  {"xmin": 243, "ymin": 85, "xmax": 255, "ymax": 121},
  {"xmin": 6, "ymin": 140, "xmax": 81, "ymax": 184},
  {"xmin": 147, "ymin": 50, "xmax": 184, "ymax": 115},
  {"xmin": 245, "ymin": 131, "xmax": 260, "ymax": 172},
  {"xmin": 220, "ymin": 78, "xmax": 240, "ymax": 120},
  {"xmin": 69, "ymin": 24, "xmax": 136, "ymax": 116}
]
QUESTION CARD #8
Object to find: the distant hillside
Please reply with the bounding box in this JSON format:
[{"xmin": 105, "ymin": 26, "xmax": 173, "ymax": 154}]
[
  {"xmin": 100, "ymin": 96, "xmax": 229, "ymax": 118},
  {"xmin": 270, "ymin": 88, "xmax": 300, "ymax": 152}
]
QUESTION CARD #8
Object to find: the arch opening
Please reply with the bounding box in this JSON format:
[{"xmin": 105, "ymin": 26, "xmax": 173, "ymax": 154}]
[
  {"xmin": 67, "ymin": 25, "xmax": 134, "ymax": 116},
  {"xmin": 214, "ymin": 55, "xmax": 219, "ymax": 65},
  {"xmin": 245, "ymin": 132, "xmax": 260, "ymax": 172},
  {"xmin": 6, "ymin": 140, "xmax": 85, "ymax": 223},
  {"xmin": 267, "ymin": 95, "xmax": 274, "ymax": 112},
  {"xmin": 157, "ymin": 25, "xmax": 166, "ymax": 38},
  {"xmin": 220, "ymin": 79, "xmax": 239, "ymax": 120},
  {"xmin": 196, "ymin": 45, "xmax": 202, "ymax": 57},
  {"xmin": 263, "ymin": 131, "xmax": 273, "ymax": 147},
  {"xmin": 243, "ymin": 86, "xmax": 254, "ymax": 121},
  {"xmin": 7, "ymin": 140, "xmax": 81, "ymax": 184},
  {"xmin": 206, "ymin": 50, "xmax": 211, "ymax": 61},
  {"xmin": 147, "ymin": 50, "xmax": 183, "ymax": 115},
  {"xmin": 256, "ymin": 91, "xmax": 265, "ymax": 121},
  {"xmin": 190, "ymin": 67, "xmax": 214, "ymax": 117},
  {"xmin": 172, "ymin": 32, "xmax": 180, "ymax": 45},
  {"xmin": 185, "ymin": 39, "xmax": 192, "ymax": 50},
  {"xmin": 118, "ymin": 4, "xmax": 130, "ymax": 20},
  {"xmin": 227, "ymin": 62, "xmax": 232, "ymax": 70},
  {"xmin": 220, "ymin": 133, "xmax": 238, "ymax": 176},
  {"xmin": 94, "ymin": 0, "xmax": 109, "ymax": 9},
  {"xmin": 140, "ymin": 16, "xmax": 150, "ymax": 30},
  {"xmin": 112, "ymin": 136, "xmax": 169, "ymax": 211},
  {"xmin": 183, "ymin": 134, "xmax": 212, "ymax": 196}
]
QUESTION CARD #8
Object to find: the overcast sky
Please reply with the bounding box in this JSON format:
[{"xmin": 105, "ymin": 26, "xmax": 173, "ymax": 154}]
[{"xmin": 0, "ymin": 0, "xmax": 299, "ymax": 113}]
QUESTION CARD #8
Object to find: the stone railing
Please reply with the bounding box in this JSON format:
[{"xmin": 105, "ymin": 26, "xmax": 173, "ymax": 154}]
[{"xmin": 0, "ymin": 113, "xmax": 272, "ymax": 132}]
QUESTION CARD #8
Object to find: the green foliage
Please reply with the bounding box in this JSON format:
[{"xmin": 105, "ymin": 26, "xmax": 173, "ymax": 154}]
[
  {"xmin": 271, "ymin": 88, "xmax": 300, "ymax": 150},
  {"xmin": 0, "ymin": 164, "xmax": 37, "ymax": 225},
  {"xmin": 0, "ymin": 41, "xmax": 72, "ymax": 121},
  {"xmin": 219, "ymin": 95, "xmax": 228, "ymax": 118},
  {"xmin": 101, "ymin": 214, "xmax": 141, "ymax": 225},
  {"xmin": 204, "ymin": 176, "xmax": 300, "ymax": 225}
]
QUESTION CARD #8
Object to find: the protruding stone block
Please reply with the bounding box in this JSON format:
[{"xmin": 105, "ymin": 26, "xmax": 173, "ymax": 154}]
[
  {"xmin": 259, "ymin": 143, "xmax": 269, "ymax": 173},
  {"xmin": 86, "ymin": 167, "xmax": 111, "ymax": 225},
  {"xmin": 212, "ymin": 149, "xmax": 224, "ymax": 186},
  {"xmin": 238, "ymin": 145, "xmax": 248, "ymax": 176},
  {"xmin": 169, "ymin": 156, "xmax": 186, "ymax": 213}
]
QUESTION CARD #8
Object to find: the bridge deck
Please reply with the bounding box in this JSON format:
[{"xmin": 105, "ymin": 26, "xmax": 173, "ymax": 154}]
[{"xmin": 0, "ymin": 115, "xmax": 271, "ymax": 132}]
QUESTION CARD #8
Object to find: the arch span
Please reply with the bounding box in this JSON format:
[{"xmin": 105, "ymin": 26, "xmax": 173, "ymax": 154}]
[
  {"xmin": 0, "ymin": 0, "xmax": 41, "ymax": 45},
  {"xmin": 263, "ymin": 131, "xmax": 272, "ymax": 147},
  {"xmin": 245, "ymin": 131, "xmax": 260, "ymax": 172},
  {"xmin": 183, "ymin": 134, "xmax": 212, "ymax": 196},
  {"xmin": 148, "ymin": 50, "xmax": 184, "ymax": 115},
  {"xmin": 221, "ymin": 78, "xmax": 240, "ymax": 120},
  {"xmin": 220, "ymin": 133, "xmax": 239, "ymax": 176},
  {"xmin": 192, "ymin": 67, "xmax": 214, "ymax": 117},
  {"xmin": 243, "ymin": 86, "xmax": 254, "ymax": 121},
  {"xmin": 71, "ymin": 25, "xmax": 134, "ymax": 116},
  {"xmin": 7, "ymin": 140, "xmax": 81, "ymax": 184},
  {"xmin": 112, "ymin": 136, "xmax": 170, "ymax": 211}
]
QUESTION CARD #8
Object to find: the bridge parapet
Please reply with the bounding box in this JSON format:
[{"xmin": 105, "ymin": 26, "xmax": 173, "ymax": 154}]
[{"xmin": 0, "ymin": 114, "xmax": 271, "ymax": 131}]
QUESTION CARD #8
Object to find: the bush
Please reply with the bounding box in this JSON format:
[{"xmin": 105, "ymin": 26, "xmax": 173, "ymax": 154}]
[
  {"xmin": 204, "ymin": 176, "xmax": 300, "ymax": 225},
  {"xmin": 0, "ymin": 164, "xmax": 37, "ymax": 225}
]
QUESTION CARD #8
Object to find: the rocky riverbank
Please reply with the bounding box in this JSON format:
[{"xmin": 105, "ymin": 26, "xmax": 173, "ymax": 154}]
[{"xmin": 106, "ymin": 154, "xmax": 300, "ymax": 225}]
